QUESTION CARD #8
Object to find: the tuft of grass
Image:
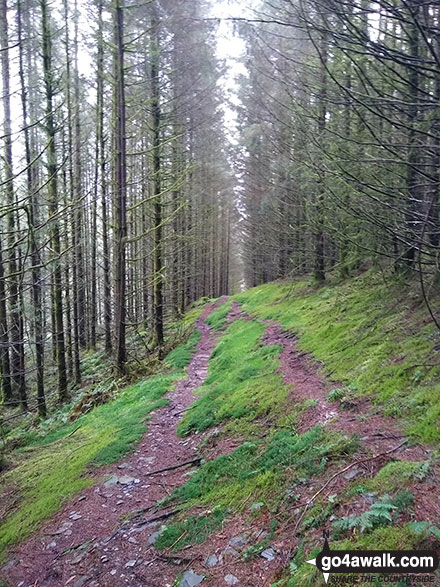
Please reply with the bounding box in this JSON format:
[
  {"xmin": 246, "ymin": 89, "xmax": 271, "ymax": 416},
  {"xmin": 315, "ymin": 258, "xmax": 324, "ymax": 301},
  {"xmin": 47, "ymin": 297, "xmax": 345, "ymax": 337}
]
[
  {"xmin": 154, "ymin": 509, "xmax": 226, "ymax": 552},
  {"xmin": 204, "ymin": 299, "xmax": 233, "ymax": 329},
  {"xmin": 165, "ymin": 330, "xmax": 201, "ymax": 370},
  {"xmin": 367, "ymin": 460, "xmax": 430, "ymax": 493},
  {"xmin": 164, "ymin": 427, "xmax": 359, "ymax": 515}
]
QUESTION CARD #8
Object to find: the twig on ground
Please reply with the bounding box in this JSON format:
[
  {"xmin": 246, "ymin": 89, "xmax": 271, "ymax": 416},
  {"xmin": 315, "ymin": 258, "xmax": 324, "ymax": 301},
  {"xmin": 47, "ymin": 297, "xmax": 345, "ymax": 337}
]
[{"xmin": 146, "ymin": 457, "xmax": 202, "ymax": 476}]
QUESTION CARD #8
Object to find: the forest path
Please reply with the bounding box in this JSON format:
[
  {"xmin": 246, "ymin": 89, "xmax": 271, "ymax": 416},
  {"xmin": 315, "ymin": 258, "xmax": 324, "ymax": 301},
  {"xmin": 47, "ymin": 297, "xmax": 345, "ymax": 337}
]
[
  {"xmin": 4, "ymin": 298, "xmax": 226, "ymax": 587},
  {"xmin": 3, "ymin": 300, "xmax": 439, "ymax": 587}
]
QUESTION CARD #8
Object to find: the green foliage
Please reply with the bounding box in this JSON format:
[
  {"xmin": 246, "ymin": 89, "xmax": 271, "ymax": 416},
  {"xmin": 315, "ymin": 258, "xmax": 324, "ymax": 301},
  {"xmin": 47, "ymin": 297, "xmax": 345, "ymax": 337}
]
[
  {"xmin": 234, "ymin": 273, "xmax": 440, "ymax": 442},
  {"xmin": 204, "ymin": 299, "xmax": 233, "ymax": 329},
  {"xmin": 407, "ymin": 521, "xmax": 440, "ymax": 540},
  {"xmin": 166, "ymin": 427, "xmax": 358, "ymax": 514},
  {"xmin": 368, "ymin": 460, "xmax": 430, "ymax": 492},
  {"xmin": 178, "ymin": 319, "xmax": 288, "ymax": 436},
  {"xmin": 165, "ymin": 330, "xmax": 201, "ymax": 369},
  {"xmin": 332, "ymin": 492, "xmax": 413, "ymax": 535},
  {"xmin": 328, "ymin": 388, "xmax": 345, "ymax": 402},
  {"xmin": 154, "ymin": 509, "xmax": 226, "ymax": 552}
]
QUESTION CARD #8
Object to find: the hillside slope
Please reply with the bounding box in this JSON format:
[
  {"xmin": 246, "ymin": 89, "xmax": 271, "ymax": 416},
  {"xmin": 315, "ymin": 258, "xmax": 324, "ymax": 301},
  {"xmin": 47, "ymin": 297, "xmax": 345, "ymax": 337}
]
[{"xmin": 1, "ymin": 273, "xmax": 440, "ymax": 586}]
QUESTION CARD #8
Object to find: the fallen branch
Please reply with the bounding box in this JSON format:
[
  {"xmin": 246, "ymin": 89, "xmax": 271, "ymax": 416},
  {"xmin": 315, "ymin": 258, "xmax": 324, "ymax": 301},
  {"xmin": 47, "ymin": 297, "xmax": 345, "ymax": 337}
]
[
  {"xmin": 292, "ymin": 440, "xmax": 408, "ymax": 535},
  {"xmin": 135, "ymin": 508, "xmax": 182, "ymax": 527},
  {"xmin": 146, "ymin": 457, "xmax": 202, "ymax": 476}
]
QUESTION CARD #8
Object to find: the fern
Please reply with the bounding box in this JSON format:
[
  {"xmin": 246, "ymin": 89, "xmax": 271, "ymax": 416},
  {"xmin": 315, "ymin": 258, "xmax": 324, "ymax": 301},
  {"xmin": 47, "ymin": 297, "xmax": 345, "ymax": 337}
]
[
  {"xmin": 408, "ymin": 521, "xmax": 440, "ymax": 540},
  {"xmin": 333, "ymin": 498, "xmax": 397, "ymax": 533}
]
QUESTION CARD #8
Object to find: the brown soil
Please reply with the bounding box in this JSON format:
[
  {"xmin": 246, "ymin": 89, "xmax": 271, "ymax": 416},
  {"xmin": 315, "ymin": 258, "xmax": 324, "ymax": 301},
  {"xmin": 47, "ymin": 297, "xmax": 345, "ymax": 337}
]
[{"xmin": 2, "ymin": 300, "xmax": 439, "ymax": 587}]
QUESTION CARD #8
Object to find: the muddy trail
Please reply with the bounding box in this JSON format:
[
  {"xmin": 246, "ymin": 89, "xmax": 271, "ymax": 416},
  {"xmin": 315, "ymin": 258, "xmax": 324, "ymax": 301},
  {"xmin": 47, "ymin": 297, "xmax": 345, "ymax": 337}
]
[{"xmin": 3, "ymin": 300, "xmax": 440, "ymax": 587}]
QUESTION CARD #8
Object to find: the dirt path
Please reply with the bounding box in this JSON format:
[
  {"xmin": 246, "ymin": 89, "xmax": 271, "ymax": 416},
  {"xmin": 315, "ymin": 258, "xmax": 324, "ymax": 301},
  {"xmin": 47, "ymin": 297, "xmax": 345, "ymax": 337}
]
[
  {"xmin": 3, "ymin": 299, "xmax": 226, "ymax": 587},
  {"xmin": 3, "ymin": 300, "xmax": 439, "ymax": 587}
]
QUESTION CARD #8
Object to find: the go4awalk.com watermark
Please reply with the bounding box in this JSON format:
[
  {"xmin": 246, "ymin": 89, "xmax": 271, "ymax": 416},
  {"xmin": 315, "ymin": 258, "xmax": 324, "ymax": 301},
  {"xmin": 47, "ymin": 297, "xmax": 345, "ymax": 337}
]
[{"xmin": 306, "ymin": 533, "xmax": 439, "ymax": 584}]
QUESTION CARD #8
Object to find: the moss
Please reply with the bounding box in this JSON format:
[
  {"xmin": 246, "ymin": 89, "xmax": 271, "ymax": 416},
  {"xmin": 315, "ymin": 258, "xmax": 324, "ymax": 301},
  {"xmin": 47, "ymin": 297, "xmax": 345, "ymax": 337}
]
[
  {"xmin": 154, "ymin": 509, "xmax": 226, "ymax": 552},
  {"xmin": 178, "ymin": 319, "xmax": 288, "ymax": 436},
  {"xmin": 204, "ymin": 299, "xmax": 233, "ymax": 329},
  {"xmin": 165, "ymin": 330, "xmax": 201, "ymax": 369},
  {"xmin": 234, "ymin": 272, "xmax": 440, "ymax": 443},
  {"xmin": 367, "ymin": 460, "xmax": 430, "ymax": 493},
  {"xmin": 164, "ymin": 427, "xmax": 358, "ymax": 517}
]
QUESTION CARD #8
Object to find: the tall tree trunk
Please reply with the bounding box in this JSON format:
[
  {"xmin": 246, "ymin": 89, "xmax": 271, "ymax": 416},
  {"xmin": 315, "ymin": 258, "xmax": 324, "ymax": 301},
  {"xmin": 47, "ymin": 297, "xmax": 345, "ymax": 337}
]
[
  {"xmin": 41, "ymin": 0, "xmax": 68, "ymax": 402},
  {"xmin": 151, "ymin": 6, "xmax": 164, "ymax": 352},
  {"xmin": 113, "ymin": 0, "xmax": 127, "ymax": 372},
  {"xmin": 17, "ymin": 0, "xmax": 45, "ymax": 415}
]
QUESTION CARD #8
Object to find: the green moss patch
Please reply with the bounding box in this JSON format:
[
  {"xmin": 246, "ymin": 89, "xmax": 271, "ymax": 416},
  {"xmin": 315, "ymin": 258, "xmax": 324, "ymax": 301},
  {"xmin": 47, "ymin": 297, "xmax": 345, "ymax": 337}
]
[
  {"xmin": 165, "ymin": 426, "xmax": 358, "ymax": 515},
  {"xmin": 155, "ymin": 509, "xmax": 226, "ymax": 552},
  {"xmin": 205, "ymin": 299, "xmax": 233, "ymax": 329},
  {"xmin": 178, "ymin": 319, "xmax": 288, "ymax": 436},
  {"xmin": 368, "ymin": 460, "xmax": 430, "ymax": 492}
]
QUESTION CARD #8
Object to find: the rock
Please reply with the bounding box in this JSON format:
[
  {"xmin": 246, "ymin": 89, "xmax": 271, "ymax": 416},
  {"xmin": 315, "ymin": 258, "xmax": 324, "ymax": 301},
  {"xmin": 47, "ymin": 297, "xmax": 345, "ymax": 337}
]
[
  {"xmin": 180, "ymin": 570, "xmax": 205, "ymax": 587},
  {"xmin": 101, "ymin": 556, "xmax": 109, "ymax": 563},
  {"xmin": 46, "ymin": 541, "xmax": 57, "ymax": 549},
  {"xmin": 222, "ymin": 546, "xmax": 239, "ymax": 558},
  {"xmin": 128, "ymin": 537, "xmax": 138, "ymax": 544},
  {"xmin": 110, "ymin": 569, "xmax": 117, "ymax": 576},
  {"xmin": 104, "ymin": 475, "xmax": 119, "ymax": 488},
  {"xmin": 125, "ymin": 559, "xmax": 137, "ymax": 568},
  {"xmin": 224, "ymin": 575, "xmax": 239, "ymax": 585},
  {"xmin": 344, "ymin": 466, "xmax": 361, "ymax": 481},
  {"xmin": 261, "ymin": 548, "xmax": 276, "ymax": 561},
  {"xmin": 78, "ymin": 495, "xmax": 86, "ymax": 502},
  {"xmin": 73, "ymin": 576, "xmax": 91, "ymax": 587},
  {"xmin": 148, "ymin": 531, "xmax": 161, "ymax": 545},
  {"xmin": 140, "ymin": 456, "xmax": 155, "ymax": 464},
  {"xmin": 53, "ymin": 521, "xmax": 73, "ymax": 535},
  {"xmin": 116, "ymin": 500, "xmax": 124, "ymax": 505},
  {"xmin": 204, "ymin": 554, "xmax": 219, "ymax": 568},
  {"xmin": 119, "ymin": 475, "xmax": 137, "ymax": 485},
  {"xmin": 69, "ymin": 513, "xmax": 82, "ymax": 521},
  {"xmin": 118, "ymin": 463, "xmax": 128, "ymax": 469},
  {"xmin": 229, "ymin": 535, "xmax": 247, "ymax": 548},
  {"xmin": 70, "ymin": 553, "xmax": 85, "ymax": 565}
]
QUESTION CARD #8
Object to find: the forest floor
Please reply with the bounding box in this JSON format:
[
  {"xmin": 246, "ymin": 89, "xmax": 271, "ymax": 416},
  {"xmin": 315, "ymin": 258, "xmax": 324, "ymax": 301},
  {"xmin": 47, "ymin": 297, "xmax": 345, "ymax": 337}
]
[{"xmin": 2, "ymin": 275, "xmax": 440, "ymax": 586}]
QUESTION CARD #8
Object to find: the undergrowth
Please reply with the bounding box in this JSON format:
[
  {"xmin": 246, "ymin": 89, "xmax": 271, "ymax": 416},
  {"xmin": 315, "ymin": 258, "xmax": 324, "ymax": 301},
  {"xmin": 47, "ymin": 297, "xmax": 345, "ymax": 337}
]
[
  {"xmin": 164, "ymin": 426, "xmax": 359, "ymax": 515},
  {"xmin": 154, "ymin": 509, "xmax": 226, "ymax": 552}
]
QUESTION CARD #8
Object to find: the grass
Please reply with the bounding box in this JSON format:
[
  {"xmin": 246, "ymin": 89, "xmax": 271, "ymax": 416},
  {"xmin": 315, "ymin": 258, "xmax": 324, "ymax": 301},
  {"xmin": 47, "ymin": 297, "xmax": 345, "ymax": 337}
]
[
  {"xmin": 163, "ymin": 426, "xmax": 359, "ymax": 515},
  {"xmin": 0, "ymin": 327, "xmax": 202, "ymax": 558},
  {"xmin": 165, "ymin": 330, "xmax": 201, "ymax": 369},
  {"xmin": 178, "ymin": 318, "xmax": 288, "ymax": 436},
  {"xmin": 367, "ymin": 460, "xmax": 430, "ymax": 493},
  {"xmin": 204, "ymin": 299, "xmax": 233, "ymax": 329},
  {"xmin": 154, "ymin": 509, "xmax": 226, "ymax": 552},
  {"xmin": 234, "ymin": 271, "xmax": 440, "ymax": 443}
]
